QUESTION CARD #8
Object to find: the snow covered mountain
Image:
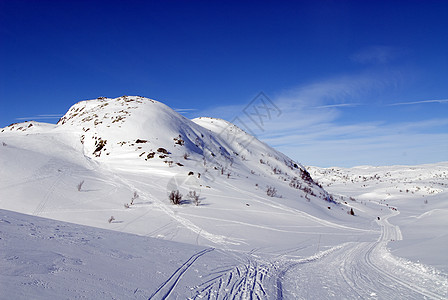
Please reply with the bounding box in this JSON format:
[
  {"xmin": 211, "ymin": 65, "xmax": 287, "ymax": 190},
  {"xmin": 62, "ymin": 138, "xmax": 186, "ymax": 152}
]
[
  {"xmin": 0, "ymin": 96, "xmax": 351, "ymax": 249},
  {"xmin": 1, "ymin": 96, "xmax": 447, "ymax": 299}
]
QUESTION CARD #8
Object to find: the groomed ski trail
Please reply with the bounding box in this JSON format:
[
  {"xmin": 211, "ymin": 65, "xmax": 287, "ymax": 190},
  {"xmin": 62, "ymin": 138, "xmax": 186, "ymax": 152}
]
[{"xmin": 277, "ymin": 210, "xmax": 448, "ymax": 299}]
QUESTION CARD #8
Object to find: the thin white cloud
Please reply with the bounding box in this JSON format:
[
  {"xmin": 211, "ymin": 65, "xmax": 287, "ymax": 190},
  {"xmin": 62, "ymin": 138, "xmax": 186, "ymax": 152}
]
[
  {"xmin": 274, "ymin": 70, "xmax": 402, "ymax": 110},
  {"xmin": 261, "ymin": 115, "xmax": 448, "ymax": 167},
  {"xmin": 15, "ymin": 114, "xmax": 63, "ymax": 120},
  {"xmin": 174, "ymin": 108, "xmax": 198, "ymax": 113},
  {"xmin": 313, "ymin": 103, "xmax": 363, "ymax": 109},
  {"xmin": 351, "ymin": 46, "xmax": 398, "ymax": 64},
  {"xmin": 388, "ymin": 99, "xmax": 448, "ymax": 106}
]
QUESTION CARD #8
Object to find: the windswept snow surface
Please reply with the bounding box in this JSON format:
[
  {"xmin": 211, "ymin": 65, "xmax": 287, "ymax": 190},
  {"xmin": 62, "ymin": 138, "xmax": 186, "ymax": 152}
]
[{"xmin": 1, "ymin": 96, "xmax": 447, "ymax": 299}]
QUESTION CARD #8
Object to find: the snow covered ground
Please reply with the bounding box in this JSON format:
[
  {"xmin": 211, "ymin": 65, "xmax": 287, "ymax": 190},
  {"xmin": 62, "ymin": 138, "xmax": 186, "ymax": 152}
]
[
  {"xmin": 1, "ymin": 96, "xmax": 447, "ymax": 299},
  {"xmin": 308, "ymin": 163, "xmax": 448, "ymax": 274}
]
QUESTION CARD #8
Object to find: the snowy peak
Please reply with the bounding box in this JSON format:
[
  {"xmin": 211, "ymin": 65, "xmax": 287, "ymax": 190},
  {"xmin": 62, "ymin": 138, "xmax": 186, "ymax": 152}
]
[
  {"xmin": 56, "ymin": 96, "xmax": 227, "ymax": 165},
  {"xmin": 52, "ymin": 96, "xmax": 318, "ymax": 198}
]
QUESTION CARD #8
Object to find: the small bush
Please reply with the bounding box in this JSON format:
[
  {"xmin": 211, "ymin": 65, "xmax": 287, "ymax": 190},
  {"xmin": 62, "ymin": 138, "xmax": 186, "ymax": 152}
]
[
  {"xmin": 266, "ymin": 186, "xmax": 277, "ymax": 197},
  {"xmin": 188, "ymin": 190, "xmax": 200, "ymax": 206},
  {"xmin": 289, "ymin": 177, "xmax": 301, "ymax": 189},
  {"xmin": 169, "ymin": 190, "xmax": 183, "ymax": 205},
  {"xmin": 108, "ymin": 216, "xmax": 115, "ymax": 223}
]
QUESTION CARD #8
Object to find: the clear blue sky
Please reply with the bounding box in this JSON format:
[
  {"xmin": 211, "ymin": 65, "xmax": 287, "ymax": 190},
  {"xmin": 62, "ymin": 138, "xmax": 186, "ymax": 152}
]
[{"xmin": 1, "ymin": 0, "xmax": 447, "ymax": 167}]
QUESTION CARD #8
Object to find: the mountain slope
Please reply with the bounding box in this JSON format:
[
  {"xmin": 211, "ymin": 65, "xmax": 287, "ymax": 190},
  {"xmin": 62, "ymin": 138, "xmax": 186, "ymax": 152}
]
[{"xmin": 0, "ymin": 96, "xmax": 371, "ymax": 252}]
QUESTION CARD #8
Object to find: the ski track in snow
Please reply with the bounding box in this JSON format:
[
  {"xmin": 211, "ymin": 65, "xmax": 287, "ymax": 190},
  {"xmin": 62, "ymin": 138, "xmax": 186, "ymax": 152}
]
[
  {"xmin": 276, "ymin": 210, "xmax": 448, "ymax": 299},
  {"xmin": 153, "ymin": 208, "xmax": 448, "ymax": 299},
  {"xmin": 148, "ymin": 248, "xmax": 215, "ymax": 300},
  {"xmin": 191, "ymin": 254, "xmax": 274, "ymax": 300},
  {"xmin": 108, "ymin": 174, "xmax": 244, "ymax": 246},
  {"xmin": 33, "ymin": 160, "xmax": 70, "ymax": 216}
]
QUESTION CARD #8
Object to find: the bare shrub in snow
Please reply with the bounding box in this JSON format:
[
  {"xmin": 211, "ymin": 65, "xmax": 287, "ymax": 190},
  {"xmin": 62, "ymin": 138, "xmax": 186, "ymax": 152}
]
[
  {"xmin": 131, "ymin": 191, "xmax": 139, "ymax": 205},
  {"xmin": 273, "ymin": 167, "xmax": 282, "ymax": 174},
  {"xmin": 77, "ymin": 180, "xmax": 85, "ymax": 191},
  {"xmin": 124, "ymin": 203, "xmax": 130, "ymax": 209},
  {"xmin": 169, "ymin": 190, "xmax": 183, "ymax": 205},
  {"xmin": 266, "ymin": 186, "xmax": 277, "ymax": 197},
  {"xmin": 108, "ymin": 216, "xmax": 115, "ymax": 223},
  {"xmin": 188, "ymin": 190, "xmax": 200, "ymax": 206},
  {"xmin": 289, "ymin": 177, "xmax": 301, "ymax": 189}
]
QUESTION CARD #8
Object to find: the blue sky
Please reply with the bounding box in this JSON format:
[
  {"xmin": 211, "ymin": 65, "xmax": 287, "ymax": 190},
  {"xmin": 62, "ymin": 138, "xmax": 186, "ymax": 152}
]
[{"xmin": 1, "ymin": 0, "xmax": 447, "ymax": 167}]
